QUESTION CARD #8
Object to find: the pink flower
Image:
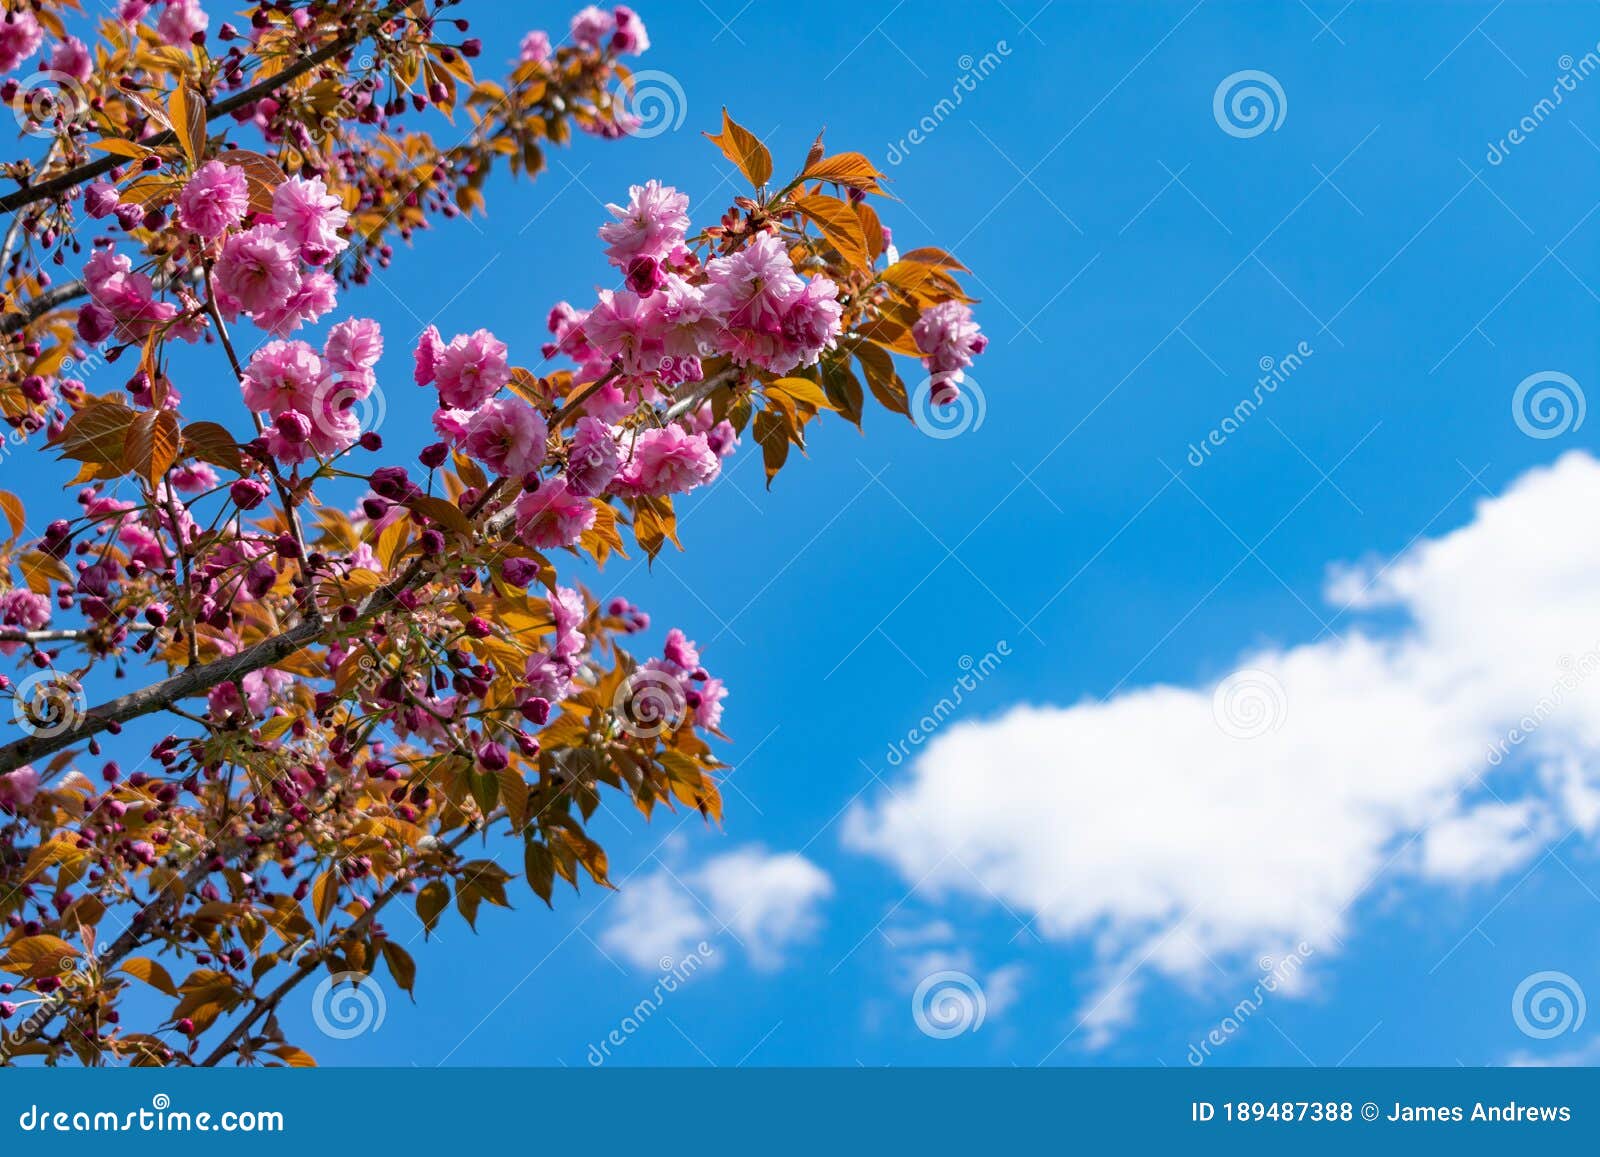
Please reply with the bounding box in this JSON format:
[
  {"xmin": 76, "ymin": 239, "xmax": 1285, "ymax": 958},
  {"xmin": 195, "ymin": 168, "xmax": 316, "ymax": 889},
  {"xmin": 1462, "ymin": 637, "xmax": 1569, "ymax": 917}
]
[
  {"xmin": 515, "ymin": 478, "xmax": 595, "ymax": 549},
  {"xmin": 564, "ymin": 416, "xmax": 621, "ymax": 496},
  {"xmin": 615, "ymin": 425, "xmax": 719, "ymax": 497},
  {"xmin": 0, "ymin": 588, "xmax": 49, "ymax": 637},
  {"xmin": 0, "ymin": 767, "xmax": 39, "ymax": 813},
  {"xmin": 598, "ymin": 180, "xmax": 689, "ymax": 269},
  {"xmin": 780, "ymin": 275, "xmax": 844, "ymax": 368},
  {"xmin": 432, "ymin": 407, "xmax": 474, "ymax": 445},
  {"xmin": 83, "ymin": 247, "xmax": 178, "ymax": 339},
  {"xmin": 252, "ymin": 270, "xmax": 337, "ymax": 336},
  {"xmin": 271, "ymin": 175, "xmax": 349, "ymax": 265},
  {"xmin": 169, "ymin": 462, "xmax": 219, "ymax": 493},
  {"xmin": 177, "ymin": 160, "xmax": 250, "ymax": 240},
  {"xmin": 0, "ymin": 11, "xmax": 43, "ymax": 74},
  {"xmin": 413, "ymin": 324, "xmax": 444, "ymax": 386},
  {"xmin": 518, "ymin": 29, "xmax": 551, "ymax": 64},
  {"xmin": 48, "ymin": 36, "xmax": 92, "ymax": 83},
  {"xmin": 704, "ymin": 233, "xmax": 805, "ymax": 333},
  {"xmin": 241, "ymin": 340, "xmax": 323, "ymax": 416},
  {"xmin": 693, "ymin": 675, "xmax": 726, "ymax": 731},
  {"xmin": 463, "ymin": 397, "xmax": 548, "ymax": 478},
  {"xmin": 569, "ymin": 6, "xmax": 612, "ymax": 50},
  {"xmin": 580, "ymin": 288, "xmax": 664, "ymax": 376},
  {"xmin": 324, "ymin": 316, "xmax": 384, "ymax": 377},
  {"xmin": 119, "ymin": 2, "xmax": 153, "ymax": 21},
  {"xmin": 155, "ymin": 0, "xmax": 207, "ymax": 48},
  {"xmin": 435, "ymin": 329, "xmax": 511, "ymax": 409},
  {"xmin": 912, "ymin": 301, "xmax": 986, "ymax": 403},
  {"xmin": 661, "ymin": 628, "xmax": 700, "ymax": 670},
  {"xmin": 216, "ymin": 225, "xmax": 299, "ymax": 316},
  {"xmin": 610, "ymin": 6, "xmax": 649, "ymax": 55},
  {"xmin": 548, "ymin": 586, "xmax": 586, "ymax": 656},
  {"xmin": 703, "ymin": 234, "xmax": 842, "ymax": 374}
]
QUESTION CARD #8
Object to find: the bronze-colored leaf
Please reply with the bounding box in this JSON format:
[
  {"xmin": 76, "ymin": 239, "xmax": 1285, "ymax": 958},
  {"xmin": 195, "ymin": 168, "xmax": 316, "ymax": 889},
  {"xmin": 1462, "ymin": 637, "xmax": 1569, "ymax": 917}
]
[
  {"xmin": 793, "ymin": 192, "xmax": 871, "ymax": 271},
  {"xmin": 800, "ymin": 151, "xmax": 883, "ymax": 193},
  {"xmin": 704, "ymin": 107, "xmax": 771, "ymax": 188},
  {"xmin": 181, "ymin": 420, "xmax": 243, "ymax": 473}
]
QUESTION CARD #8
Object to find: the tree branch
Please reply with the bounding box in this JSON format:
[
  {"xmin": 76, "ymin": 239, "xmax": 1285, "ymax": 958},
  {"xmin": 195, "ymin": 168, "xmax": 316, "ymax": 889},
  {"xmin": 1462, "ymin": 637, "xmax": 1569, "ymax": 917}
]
[{"xmin": 0, "ymin": 8, "xmax": 398, "ymax": 217}]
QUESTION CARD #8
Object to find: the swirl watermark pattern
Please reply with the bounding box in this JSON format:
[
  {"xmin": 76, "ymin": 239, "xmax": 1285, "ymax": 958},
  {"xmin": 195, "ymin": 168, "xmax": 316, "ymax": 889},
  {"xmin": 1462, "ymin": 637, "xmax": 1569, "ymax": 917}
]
[
  {"xmin": 310, "ymin": 971, "xmax": 386, "ymax": 1040},
  {"xmin": 1213, "ymin": 70, "xmax": 1287, "ymax": 138},
  {"xmin": 1512, "ymin": 371, "xmax": 1584, "ymax": 439},
  {"xmin": 10, "ymin": 70, "xmax": 90, "ymax": 139},
  {"xmin": 911, "ymin": 376, "xmax": 986, "ymax": 439},
  {"xmin": 1512, "ymin": 970, "xmax": 1586, "ymax": 1039},
  {"xmin": 912, "ymin": 969, "xmax": 986, "ymax": 1039},
  {"xmin": 12, "ymin": 671, "xmax": 86, "ymax": 739},
  {"xmin": 1211, "ymin": 668, "xmax": 1287, "ymax": 739},
  {"xmin": 619, "ymin": 70, "xmax": 687, "ymax": 139},
  {"xmin": 612, "ymin": 667, "xmax": 688, "ymax": 738},
  {"xmin": 311, "ymin": 373, "xmax": 387, "ymax": 442}
]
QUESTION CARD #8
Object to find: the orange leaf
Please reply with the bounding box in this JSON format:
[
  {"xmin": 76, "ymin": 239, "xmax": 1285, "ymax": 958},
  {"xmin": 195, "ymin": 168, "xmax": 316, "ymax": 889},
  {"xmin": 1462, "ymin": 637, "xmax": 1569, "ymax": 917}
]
[
  {"xmin": 800, "ymin": 151, "xmax": 883, "ymax": 193},
  {"xmin": 704, "ymin": 108, "xmax": 771, "ymax": 188},
  {"xmin": 793, "ymin": 192, "xmax": 871, "ymax": 271}
]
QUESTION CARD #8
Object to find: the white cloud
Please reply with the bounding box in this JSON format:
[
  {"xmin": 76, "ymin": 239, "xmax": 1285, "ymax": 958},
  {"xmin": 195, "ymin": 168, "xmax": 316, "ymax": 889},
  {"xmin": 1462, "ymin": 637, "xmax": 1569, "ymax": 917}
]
[
  {"xmin": 600, "ymin": 844, "xmax": 832, "ymax": 972},
  {"xmin": 845, "ymin": 451, "xmax": 1600, "ymax": 1045}
]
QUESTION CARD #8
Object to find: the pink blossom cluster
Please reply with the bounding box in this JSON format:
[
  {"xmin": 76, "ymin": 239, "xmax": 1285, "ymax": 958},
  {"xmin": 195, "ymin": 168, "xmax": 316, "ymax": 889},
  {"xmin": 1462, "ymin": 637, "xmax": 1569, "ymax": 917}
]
[
  {"xmin": 80, "ymin": 247, "xmax": 196, "ymax": 344},
  {"xmin": 241, "ymin": 317, "xmax": 382, "ymax": 462},
  {"xmin": 641, "ymin": 628, "xmax": 726, "ymax": 732},
  {"xmin": 119, "ymin": 0, "xmax": 208, "ymax": 48},
  {"xmin": 553, "ymin": 184, "xmax": 842, "ymax": 387},
  {"xmin": 0, "ymin": 10, "xmax": 42, "ymax": 74},
  {"xmin": 912, "ymin": 301, "xmax": 987, "ymax": 405},
  {"xmin": 569, "ymin": 5, "xmax": 648, "ymax": 56},
  {"xmin": 0, "ymin": 588, "xmax": 50, "ymax": 654},
  {"xmin": 0, "ymin": 765, "xmax": 39, "ymax": 813},
  {"xmin": 168, "ymin": 165, "xmax": 352, "ymax": 338}
]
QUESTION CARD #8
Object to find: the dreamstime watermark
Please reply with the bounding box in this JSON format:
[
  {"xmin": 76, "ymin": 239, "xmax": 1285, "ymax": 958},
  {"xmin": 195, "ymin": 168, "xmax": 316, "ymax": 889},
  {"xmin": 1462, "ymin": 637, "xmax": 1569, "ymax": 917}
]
[
  {"xmin": 309, "ymin": 971, "xmax": 386, "ymax": 1039},
  {"xmin": 619, "ymin": 69, "xmax": 687, "ymax": 139},
  {"xmin": 10, "ymin": 670, "xmax": 86, "ymax": 739},
  {"xmin": 912, "ymin": 969, "xmax": 986, "ymax": 1038},
  {"xmin": 1486, "ymin": 645, "xmax": 1600, "ymax": 767},
  {"xmin": 1213, "ymin": 70, "xmax": 1287, "ymax": 138},
  {"xmin": 1186, "ymin": 341, "xmax": 1313, "ymax": 467},
  {"xmin": 585, "ymin": 942, "xmax": 715, "ymax": 1065},
  {"xmin": 1511, "ymin": 370, "xmax": 1584, "ymax": 439},
  {"xmin": 1211, "ymin": 667, "xmax": 1288, "ymax": 739},
  {"xmin": 885, "ymin": 642, "xmax": 1011, "ymax": 767},
  {"xmin": 1487, "ymin": 47, "xmax": 1600, "ymax": 164},
  {"xmin": 911, "ymin": 375, "xmax": 987, "ymax": 439},
  {"xmin": 10, "ymin": 70, "xmax": 90, "ymax": 140},
  {"xmin": 885, "ymin": 41, "xmax": 1013, "ymax": 165},
  {"xmin": 612, "ymin": 666, "xmax": 688, "ymax": 738},
  {"xmin": 15, "ymin": 1095, "xmax": 283, "ymax": 1134},
  {"xmin": 1512, "ymin": 970, "xmax": 1586, "ymax": 1039},
  {"xmin": 1186, "ymin": 943, "xmax": 1315, "ymax": 1064}
]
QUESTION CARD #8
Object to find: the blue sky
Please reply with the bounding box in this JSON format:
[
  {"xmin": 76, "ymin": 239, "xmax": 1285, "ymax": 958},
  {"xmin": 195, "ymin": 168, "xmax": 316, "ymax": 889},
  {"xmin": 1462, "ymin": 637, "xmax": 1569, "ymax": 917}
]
[{"xmin": 23, "ymin": 0, "xmax": 1600, "ymax": 1067}]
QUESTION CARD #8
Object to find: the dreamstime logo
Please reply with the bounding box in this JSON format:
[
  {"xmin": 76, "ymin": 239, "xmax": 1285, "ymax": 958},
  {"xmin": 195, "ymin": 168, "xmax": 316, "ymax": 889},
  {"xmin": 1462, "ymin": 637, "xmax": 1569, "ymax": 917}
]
[
  {"xmin": 1186, "ymin": 341, "xmax": 1313, "ymax": 467},
  {"xmin": 10, "ymin": 70, "xmax": 90, "ymax": 139},
  {"xmin": 912, "ymin": 969, "xmax": 986, "ymax": 1038},
  {"xmin": 885, "ymin": 40, "xmax": 1012, "ymax": 165},
  {"xmin": 1212, "ymin": 70, "xmax": 1287, "ymax": 138},
  {"xmin": 911, "ymin": 376, "xmax": 986, "ymax": 439},
  {"xmin": 1487, "ymin": 45, "xmax": 1600, "ymax": 165},
  {"xmin": 11, "ymin": 671, "xmax": 86, "ymax": 738},
  {"xmin": 1512, "ymin": 970, "xmax": 1586, "ymax": 1039},
  {"xmin": 309, "ymin": 971, "xmax": 386, "ymax": 1040},
  {"xmin": 612, "ymin": 667, "xmax": 688, "ymax": 738},
  {"xmin": 619, "ymin": 70, "xmax": 687, "ymax": 139},
  {"xmin": 1187, "ymin": 942, "xmax": 1315, "ymax": 1064},
  {"xmin": 1211, "ymin": 668, "xmax": 1287, "ymax": 739},
  {"xmin": 585, "ymin": 941, "xmax": 715, "ymax": 1066},
  {"xmin": 1512, "ymin": 371, "xmax": 1584, "ymax": 439},
  {"xmin": 886, "ymin": 643, "xmax": 1011, "ymax": 766}
]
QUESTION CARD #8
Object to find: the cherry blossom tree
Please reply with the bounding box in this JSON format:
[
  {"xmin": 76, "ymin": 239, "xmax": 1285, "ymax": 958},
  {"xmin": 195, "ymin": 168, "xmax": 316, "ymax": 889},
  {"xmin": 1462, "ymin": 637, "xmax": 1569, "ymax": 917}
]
[{"xmin": 0, "ymin": 0, "xmax": 984, "ymax": 1065}]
